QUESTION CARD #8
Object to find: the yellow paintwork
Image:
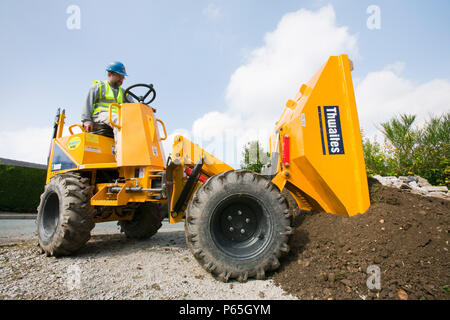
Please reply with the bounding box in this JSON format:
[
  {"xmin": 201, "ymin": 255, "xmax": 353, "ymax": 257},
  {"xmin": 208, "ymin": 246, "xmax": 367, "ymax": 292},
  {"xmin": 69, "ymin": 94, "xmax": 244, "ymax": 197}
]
[
  {"xmin": 56, "ymin": 111, "xmax": 65, "ymax": 139},
  {"xmin": 45, "ymin": 134, "xmax": 117, "ymax": 183},
  {"xmin": 46, "ymin": 103, "xmax": 168, "ymax": 214},
  {"xmin": 270, "ymin": 54, "xmax": 370, "ymax": 216},
  {"xmin": 155, "ymin": 119, "xmax": 167, "ymax": 141},
  {"xmin": 80, "ymin": 163, "xmax": 117, "ymax": 169},
  {"xmin": 168, "ymin": 163, "xmax": 186, "ymax": 224},
  {"xmin": 68, "ymin": 124, "xmax": 85, "ymax": 135},
  {"xmin": 62, "ymin": 134, "xmax": 116, "ymax": 164},
  {"xmin": 168, "ymin": 135, "xmax": 234, "ymax": 224},
  {"xmin": 171, "ymin": 135, "xmax": 233, "ymax": 177},
  {"xmin": 114, "ymin": 103, "xmax": 166, "ymax": 168},
  {"xmin": 91, "ymin": 184, "xmax": 131, "ymax": 206}
]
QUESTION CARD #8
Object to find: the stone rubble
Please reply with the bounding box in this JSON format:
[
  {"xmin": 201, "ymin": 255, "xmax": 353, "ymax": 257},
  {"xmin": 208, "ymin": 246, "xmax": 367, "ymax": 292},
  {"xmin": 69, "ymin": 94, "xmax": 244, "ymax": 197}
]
[{"xmin": 372, "ymin": 175, "xmax": 449, "ymax": 200}]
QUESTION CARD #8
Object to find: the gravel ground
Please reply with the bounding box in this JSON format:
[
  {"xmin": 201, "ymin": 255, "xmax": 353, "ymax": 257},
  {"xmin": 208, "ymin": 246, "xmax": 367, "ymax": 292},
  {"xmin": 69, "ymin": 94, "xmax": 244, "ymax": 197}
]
[{"xmin": 0, "ymin": 225, "xmax": 297, "ymax": 300}]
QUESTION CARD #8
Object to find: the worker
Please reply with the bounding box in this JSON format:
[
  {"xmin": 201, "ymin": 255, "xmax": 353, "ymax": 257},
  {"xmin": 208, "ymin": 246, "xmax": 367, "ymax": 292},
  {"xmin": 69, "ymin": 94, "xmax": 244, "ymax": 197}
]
[{"xmin": 81, "ymin": 61, "xmax": 132, "ymax": 138}]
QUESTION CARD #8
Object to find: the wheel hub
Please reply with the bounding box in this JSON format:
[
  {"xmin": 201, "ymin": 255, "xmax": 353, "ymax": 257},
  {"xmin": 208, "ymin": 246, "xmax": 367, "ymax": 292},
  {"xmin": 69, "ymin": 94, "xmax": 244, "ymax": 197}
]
[
  {"xmin": 40, "ymin": 192, "xmax": 60, "ymax": 240},
  {"xmin": 210, "ymin": 194, "xmax": 271, "ymax": 259},
  {"xmin": 220, "ymin": 205, "xmax": 257, "ymax": 242}
]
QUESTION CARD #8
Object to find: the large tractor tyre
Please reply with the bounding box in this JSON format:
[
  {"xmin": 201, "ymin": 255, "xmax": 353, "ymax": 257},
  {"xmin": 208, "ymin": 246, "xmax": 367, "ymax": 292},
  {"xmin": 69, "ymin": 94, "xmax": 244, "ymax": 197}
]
[
  {"xmin": 37, "ymin": 173, "xmax": 95, "ymax": 256},
  {"xmin": 185, "ymin": 170, "xmax": 293, "ymax": 283},
  {"xmin": 281, "ymin": 188, "xmax": 300, "ymax": 219},
  {"xmin": 118, "ymin": 203, "xmax": 164, "ymax": 239}
]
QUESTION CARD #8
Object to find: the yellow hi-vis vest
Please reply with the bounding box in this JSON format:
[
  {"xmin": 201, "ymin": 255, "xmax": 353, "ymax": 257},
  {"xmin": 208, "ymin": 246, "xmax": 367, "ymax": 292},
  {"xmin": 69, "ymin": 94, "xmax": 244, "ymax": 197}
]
[{"xmin": 91, "ymin": 80, "xmax": 124, "ymax": 116}]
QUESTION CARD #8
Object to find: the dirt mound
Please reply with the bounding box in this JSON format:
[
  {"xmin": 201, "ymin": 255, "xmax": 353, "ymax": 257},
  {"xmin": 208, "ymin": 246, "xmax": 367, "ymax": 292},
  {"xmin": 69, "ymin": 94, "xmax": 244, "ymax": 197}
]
[{"xmin": 273, "ymin": 178, "xmax": 450, "ymax": 300}]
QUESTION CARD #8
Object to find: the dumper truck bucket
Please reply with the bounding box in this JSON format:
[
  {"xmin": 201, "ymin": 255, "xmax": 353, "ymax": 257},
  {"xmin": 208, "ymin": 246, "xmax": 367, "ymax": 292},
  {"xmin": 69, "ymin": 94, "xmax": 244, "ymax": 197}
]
[{"xmin": 268, "ymin": 54, "xmax": 370, "ymax": 216}]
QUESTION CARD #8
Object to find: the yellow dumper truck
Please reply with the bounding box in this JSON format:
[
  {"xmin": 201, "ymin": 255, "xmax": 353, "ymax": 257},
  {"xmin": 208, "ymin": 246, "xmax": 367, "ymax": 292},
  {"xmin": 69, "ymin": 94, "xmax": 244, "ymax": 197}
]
[{"xmin": 37, "ymin": 54, "xmax": 370, "ymax": 282}]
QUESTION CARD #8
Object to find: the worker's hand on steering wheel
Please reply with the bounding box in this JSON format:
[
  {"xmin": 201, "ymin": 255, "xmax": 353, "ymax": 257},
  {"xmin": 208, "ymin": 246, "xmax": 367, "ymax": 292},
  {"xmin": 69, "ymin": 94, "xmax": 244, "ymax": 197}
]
[{"xmin": 83, "ymin": 122, "xmax": 93, "ymax": 133}]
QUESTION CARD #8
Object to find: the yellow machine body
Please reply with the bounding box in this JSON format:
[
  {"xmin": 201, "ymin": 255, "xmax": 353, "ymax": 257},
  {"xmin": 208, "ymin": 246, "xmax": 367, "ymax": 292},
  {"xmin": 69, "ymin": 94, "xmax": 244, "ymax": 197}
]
[
  {"xmin": 39, "ymin": 55, "xmax": 371, "ymax": 280},
  {"xmin": 46, "ymin": 54, "xmax": 369, "ymax": 226},
  {"xmin": 268, "ymin": 54, "xmax": 370, "ymax": 216},
  {"xmin": 46, "ymin": 102, "xmax": 169, "ymax": 222}
]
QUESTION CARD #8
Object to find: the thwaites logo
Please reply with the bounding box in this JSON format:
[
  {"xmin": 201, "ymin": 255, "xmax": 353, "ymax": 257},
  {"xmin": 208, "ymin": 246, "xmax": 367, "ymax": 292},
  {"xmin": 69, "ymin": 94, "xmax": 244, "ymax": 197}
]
[{"xmin": 318, "ymin": 106, "xmax": 345, "ymax": 155}]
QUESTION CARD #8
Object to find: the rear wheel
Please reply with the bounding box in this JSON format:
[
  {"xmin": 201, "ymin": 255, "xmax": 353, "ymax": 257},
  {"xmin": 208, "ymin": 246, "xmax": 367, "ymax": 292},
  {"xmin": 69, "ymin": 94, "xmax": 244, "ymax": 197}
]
[
  {"xmin": 37, "ymin": 173, "xmax": 95, "ymax": 256},
  {"xmin": 118, "ymin": 203, "xmax": 164, "ymax": 239},
  {"xmin": 185, "ymin": 170, "xmax": 293, "ymax": 282}
]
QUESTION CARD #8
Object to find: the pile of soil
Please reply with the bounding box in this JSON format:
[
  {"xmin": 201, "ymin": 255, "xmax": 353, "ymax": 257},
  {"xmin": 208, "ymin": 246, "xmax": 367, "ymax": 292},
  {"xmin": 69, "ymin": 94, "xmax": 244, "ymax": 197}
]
[{"xmin": 273, "ymin": 178, "xmax": 450, "ymax": 300}]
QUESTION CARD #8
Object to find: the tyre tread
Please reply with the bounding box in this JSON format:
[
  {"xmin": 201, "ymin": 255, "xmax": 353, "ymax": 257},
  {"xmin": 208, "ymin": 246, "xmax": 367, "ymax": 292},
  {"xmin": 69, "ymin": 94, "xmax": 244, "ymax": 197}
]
[{"xmin": 185, "ymin": 170, "xmax": 292, "ymax": 282}]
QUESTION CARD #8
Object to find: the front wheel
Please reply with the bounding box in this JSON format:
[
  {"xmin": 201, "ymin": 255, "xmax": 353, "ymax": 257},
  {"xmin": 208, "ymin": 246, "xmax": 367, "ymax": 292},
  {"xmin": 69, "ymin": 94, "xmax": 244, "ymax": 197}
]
[
  {"xmin": 185, "ymin": 170, "xmax": 293, "ymax": 282},
  {"xmin": 37, "ymin": 173, "xmax": 95, "ymax": 256}
]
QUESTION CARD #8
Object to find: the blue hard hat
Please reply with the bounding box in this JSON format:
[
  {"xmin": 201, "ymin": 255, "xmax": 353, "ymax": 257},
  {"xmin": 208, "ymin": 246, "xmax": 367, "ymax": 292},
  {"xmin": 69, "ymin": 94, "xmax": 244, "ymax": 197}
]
[{"xmin": 106, "ymin": 61, "xmax": 128, "ymax": 76}]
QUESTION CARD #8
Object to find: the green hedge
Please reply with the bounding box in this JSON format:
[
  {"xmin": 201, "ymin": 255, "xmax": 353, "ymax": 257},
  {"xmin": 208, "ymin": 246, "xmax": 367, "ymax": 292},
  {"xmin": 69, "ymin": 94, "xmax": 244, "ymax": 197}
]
[{"xmin": 0, "ymin": 165, "xmax": 46, "ymax": 213}]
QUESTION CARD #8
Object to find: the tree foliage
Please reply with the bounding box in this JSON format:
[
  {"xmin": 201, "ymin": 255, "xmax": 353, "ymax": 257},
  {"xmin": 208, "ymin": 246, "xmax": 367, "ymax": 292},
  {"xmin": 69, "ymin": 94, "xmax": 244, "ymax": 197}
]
[
  {"xmin": 363, "ymin": 112, "xmax": 449, "ymax": 186},
  {"xmin": 240, "ymin": 140, "xmax": 270, "ymax": 173}
]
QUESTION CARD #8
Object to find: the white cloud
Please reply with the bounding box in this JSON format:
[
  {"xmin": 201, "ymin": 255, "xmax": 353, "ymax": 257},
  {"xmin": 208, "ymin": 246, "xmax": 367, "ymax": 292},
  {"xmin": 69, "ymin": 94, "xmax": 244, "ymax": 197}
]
[
  {"xmin": 168, "ymin": 5, "xmax": 360, "ymax": 167},
  {"xmin": 0, "ymin": 127, "xmax": 53, "ymax": 164},
  {"xmin": 226, "ymin": 5, "xmax": 358, "ymax": 122},
  {"xmin": 355, "ymin": 64, "xmax": 450, "ymax": 140},
  {"xmin": 0, "ymin": 125, "xmax": 75, "ymax": 165},
  {"xmin": 166, "ymin": 4, "xmax": 450, "ymax": 167}
]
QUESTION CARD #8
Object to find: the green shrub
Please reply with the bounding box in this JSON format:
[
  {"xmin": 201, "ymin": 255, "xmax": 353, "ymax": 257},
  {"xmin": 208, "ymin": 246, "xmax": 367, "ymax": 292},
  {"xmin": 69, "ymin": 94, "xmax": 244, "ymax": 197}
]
[
  {"xmin": 363, "ymin": 112, "xmax": 449, "ymax": 186},
  {"xmin": 362, "ymin": 137, "xmax": 395, "ymax": 176},
  {"xmin": 380, "ymin": 114, "xmax": 419, "ymax": 174},
  {"xmin": 413, "ymin": 113, "xmax": 449, "ymax": 186},
  {"xmin": 0, "ymin": 165, "xmax": 46, "ymax": 213}
]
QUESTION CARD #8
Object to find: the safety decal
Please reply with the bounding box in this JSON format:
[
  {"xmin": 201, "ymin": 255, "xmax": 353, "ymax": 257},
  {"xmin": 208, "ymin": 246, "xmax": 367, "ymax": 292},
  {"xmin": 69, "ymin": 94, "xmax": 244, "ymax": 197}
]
[
  {"xmin": 67, "ymin": 137, "xmax": 82, "ymax": 150},
  {"xmin": 86, "ymin": 133, "xmax": 99, "ymax": 144},
  {"xmin": 138, "ymin": 167, "xmax": 145, "ymax": 178},
  {"xmin": 85, "ymin": 147, "xmax": 101, "ymax": 153},
  {"xmin": 152, "ymin": 146, "xmax": 158, "ymax": 157}
]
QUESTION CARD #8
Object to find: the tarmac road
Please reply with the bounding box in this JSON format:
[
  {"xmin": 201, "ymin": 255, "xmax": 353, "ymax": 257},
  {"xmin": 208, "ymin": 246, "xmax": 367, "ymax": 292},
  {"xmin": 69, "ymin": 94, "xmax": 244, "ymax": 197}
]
[{"xmin": 0, "ymin": 216, "xmax": 183, "ymax": 240}]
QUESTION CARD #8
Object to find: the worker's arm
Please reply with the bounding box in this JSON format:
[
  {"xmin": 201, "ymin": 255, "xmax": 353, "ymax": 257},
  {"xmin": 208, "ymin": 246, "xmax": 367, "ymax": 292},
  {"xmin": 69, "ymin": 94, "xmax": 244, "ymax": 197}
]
[
  {"xmin": 81, "ymin": 83, "xmax": 100, "ymax": 132},
  {"xmin": 124, "ymin": 92, "xmax": 135, "ymax": 103}
]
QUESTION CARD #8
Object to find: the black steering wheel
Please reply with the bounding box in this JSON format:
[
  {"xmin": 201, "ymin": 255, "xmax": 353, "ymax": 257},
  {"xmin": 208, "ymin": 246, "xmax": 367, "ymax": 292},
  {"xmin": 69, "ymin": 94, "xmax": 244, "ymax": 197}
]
[{"xmin": 124, "ymin": 83, "xmax": 156, "ymax": 105}]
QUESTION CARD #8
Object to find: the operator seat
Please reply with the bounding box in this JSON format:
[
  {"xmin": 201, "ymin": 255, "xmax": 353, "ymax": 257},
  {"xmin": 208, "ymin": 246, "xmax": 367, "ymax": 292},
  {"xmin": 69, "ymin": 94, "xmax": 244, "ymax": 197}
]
[{"xmin": 91, "ymin": 123, "xmax": 114, "ymax": 138}]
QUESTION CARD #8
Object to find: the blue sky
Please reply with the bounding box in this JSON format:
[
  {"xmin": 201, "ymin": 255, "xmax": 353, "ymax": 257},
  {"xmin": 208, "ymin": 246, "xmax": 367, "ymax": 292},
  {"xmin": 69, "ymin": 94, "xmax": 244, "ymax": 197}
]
[{"xmin": 0, "ymin": 0, "xmax": 449, "ymax": 165}]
